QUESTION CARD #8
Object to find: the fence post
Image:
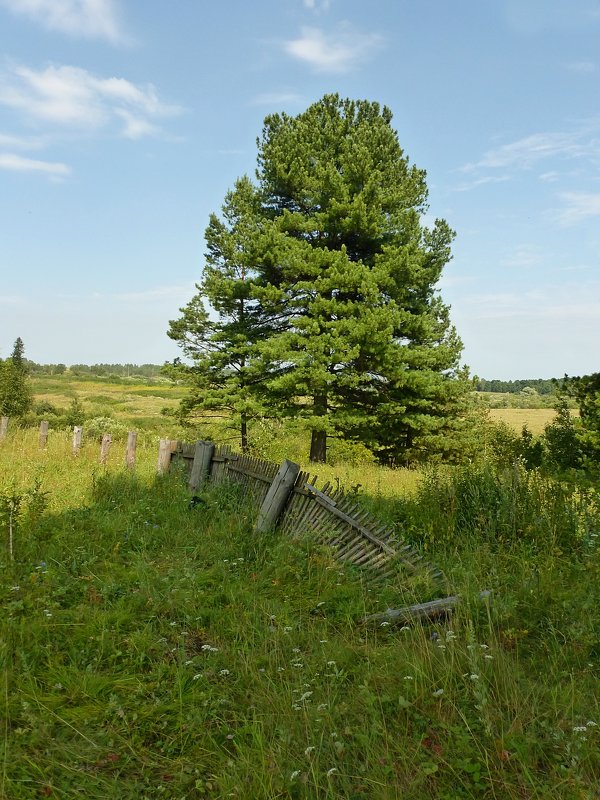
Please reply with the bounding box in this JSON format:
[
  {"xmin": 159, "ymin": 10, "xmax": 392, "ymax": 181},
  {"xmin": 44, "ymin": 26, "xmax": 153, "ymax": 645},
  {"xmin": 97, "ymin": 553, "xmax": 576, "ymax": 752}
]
[
  {"xmin": 39, "ymin": 420, "xmax": 49, "ymax": 448},
  {"xmin": 157, "ymin": 438, "xmax": 173, "ymax": 474},
  {"xmin": 100, "ymin": 433, "xmax": 112, "ymax": 465},
  {"xmin": 255, "ymin": 459, "xmax": 301, "ymax": 534},
  {"xmin": 189, "ymin": 440, "xmax": 215, "ymax": 492},
  {"xmin": 125, "ymin": 431, "xmax": 137, "ymax": 469},
  {"xmin": 0, "ymin": 417, "xmax": 8, "ymax": 439},
  {"xmin": 72, "ymin": 426, "xmax": 83, "ymax": 456}
]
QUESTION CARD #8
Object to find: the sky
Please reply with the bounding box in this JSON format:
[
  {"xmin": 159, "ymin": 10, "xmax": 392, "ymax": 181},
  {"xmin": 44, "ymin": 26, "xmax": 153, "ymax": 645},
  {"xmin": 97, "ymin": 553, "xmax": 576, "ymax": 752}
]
[{"xmin": 0, "ymin": 0, "xmax": 599, "ymax": 379}]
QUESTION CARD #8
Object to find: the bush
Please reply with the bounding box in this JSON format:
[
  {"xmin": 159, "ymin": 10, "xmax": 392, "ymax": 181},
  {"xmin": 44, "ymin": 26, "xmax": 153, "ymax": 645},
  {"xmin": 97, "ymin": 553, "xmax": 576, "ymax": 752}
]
[{"xmin": 85, "ymin": 416, "xmax": 129, "ymax": 442}]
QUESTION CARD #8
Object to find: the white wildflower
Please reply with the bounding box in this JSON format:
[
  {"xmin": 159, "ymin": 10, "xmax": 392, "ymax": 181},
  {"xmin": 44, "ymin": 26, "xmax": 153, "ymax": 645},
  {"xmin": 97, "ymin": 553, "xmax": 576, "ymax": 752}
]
[
  {"xmin": 432, "ymin": 688, "xmax": 444, "ymax": 697},
  {"xmin": 219, "ymin": 669, "xmax": 230, "ymax": 676},
  {"xmin": 326, "ymin": 767, "xmax": 338, "ymax": 776},
  {"xmin": 290, "ymin": 770, "xmax": 300, "ymax": 780},
  {"xmin": 305, "ymin": 746, "xmax": 315, "ymax": 756}
]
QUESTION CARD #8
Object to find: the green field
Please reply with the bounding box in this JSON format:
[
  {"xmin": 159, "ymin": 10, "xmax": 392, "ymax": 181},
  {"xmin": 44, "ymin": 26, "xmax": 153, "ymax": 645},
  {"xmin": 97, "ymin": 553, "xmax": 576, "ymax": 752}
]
[{"xmin": 1, "ymin": 425, "xmax": 598, "ymax": 799}]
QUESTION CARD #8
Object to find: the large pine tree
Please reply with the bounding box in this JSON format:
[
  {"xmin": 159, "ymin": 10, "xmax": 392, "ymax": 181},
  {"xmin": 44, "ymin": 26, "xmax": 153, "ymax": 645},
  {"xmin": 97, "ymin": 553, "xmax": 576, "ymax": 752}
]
[{"xmin": 170, "ymin": 95, "xmax": 468, "ymax": 463}]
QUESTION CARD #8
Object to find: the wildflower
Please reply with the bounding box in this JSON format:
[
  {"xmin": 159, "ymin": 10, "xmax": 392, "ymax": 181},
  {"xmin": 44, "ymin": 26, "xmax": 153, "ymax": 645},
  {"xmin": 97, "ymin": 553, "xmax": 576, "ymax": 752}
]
[
  {"xmin": 10, "ymin": 586, "xmax": 20, "ymax": 591},
  {"xmin": 446, "ymin": 631, "xmax": 457, "ymax": 641},
  {"xmin": 403, "ymin": 675, "xmax": 413, "ymax": 680},
  {"xmin": 319, "ymin": 639, "xmax": 328, "ymax": 643},
  {"xmin": 284, "ymin": 626, "xmax": 293, "ymax": 632},
  {"xmin": 201, "ymin": 644, "xmax": 219, "ymax": 652},
  {"xmin": 380, "ymin": 621, "xmax": 390, "ymax": 627},
  {"xmin": 400, "ymin": 626, "xmax": 410, "ymax": 632},
  {"xmin": 317, "ymin": 601, "xmax": 325, "ymax": 607},
  {"xmin": 469, "ymin": 674, "xmax": 479, "ymax": 681},
  {"xmin": 169, "ymin": 621, "xmax": 177, "ymax": 627},
  {"xmin": 298, "ymin": 691, "xmax": 313, "ymax": 702},
  {"xmin": 43, "ymin": 609, "xmax": 52, "ymax": 618},
  {"xmin": 184, "ymin": 659, "xmax": 194, "ymax": 665},
  {"xmin": 192, "ymin": 674, "xmax": 202, "ymax": 680},
  {"xmin": 305, "ymin": 746, "xmax": 315, "ymax": 756},
  {"xmin": 480, "ymin": 644, "xmax": 489, "ymax": 650},
  {"xmin": 292, "ymin": 662, "xmax": 304, "ymax": 668},
  {"xmin": 484, "ymin": 654, "xmax": 493, "ymax": 660},
  {"xmin": 432, "ymin": 688, "xmax": 444, "ymax": 697},
  {"xmin": 586, "ymin": 720, "xmax": 597, "ymax": 727},
  {"xmin": 292, "ymin": 704, "xmax": 301, "ymax": 710},
  {"xmin": 219, "ymin": 669, "xmax": 230, "ymax": 676},
  {"xmin": 317, "ymin": 703, "xmax": 328, "ymax": 711},
  {"xmin": 290, "ymin": 771, "xmax": 300, "ymax": 781},
  {"xmin": 259, "ymin": 668, "xmax": 265, "ymax": 673},
  {"xmin": 327, "ymin": 660, "xmax": 336, "ymax": 666},
  {"xmin": 326, "ymin": 768, "xmax": 338, "ymax": 777},
  {"xmin": 573, "ymin": 726, "xmax": 587, "ymax": 733},
  {"xmin": 277, "ymin": 667, "xmax": 285, "ymax": 672},
  {"xmin": 292, "ymin": 647, "xmax": 301, "ymax": 653}
]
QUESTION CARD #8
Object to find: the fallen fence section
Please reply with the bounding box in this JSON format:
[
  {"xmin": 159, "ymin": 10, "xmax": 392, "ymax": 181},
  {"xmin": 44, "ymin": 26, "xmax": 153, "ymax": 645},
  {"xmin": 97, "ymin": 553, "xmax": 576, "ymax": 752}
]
[{"xmin": 167, "ymin": 440, "xmax": 445, "ymax": 588}]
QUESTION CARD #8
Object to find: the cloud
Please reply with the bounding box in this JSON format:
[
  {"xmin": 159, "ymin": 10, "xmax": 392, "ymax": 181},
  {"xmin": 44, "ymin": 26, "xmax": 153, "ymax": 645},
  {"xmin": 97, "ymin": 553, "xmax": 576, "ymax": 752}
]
[
  {"xmin": 0, "ymin": 152, "xmax": 70, "ymax": 176},
  {"xmin": 556, "ymin": 191, "xmax": 600, "ymax": 225},
  {"xmin": 0, "ymin": 63, "xmax": 182, "ymax": 138},
  {"xmin": 0, "ymin": 132, "xmax": 46, "ymax": 149},
  {"xmin": 302, "ymin": 0, "xmax": 332, "ymax": 11},
  {"xmin": 499, "ymin": 245, "xmax": 544, "ymax": 269},
  {"xmin": 453, "ymin": 174, "xmax": 510, "ymax": 192},
  {"xmin": 565, "ymin": 60, "xmax": 597, "ymax": 73},
  {"xmin": 250, "ymin": 91, "xmax": 305, "ymax": 107},
  {"xmin": 0, "ymin": 0, "xmax": 126, "ymax": 43},
  {"xmin": 284, "ymin": 25, "xmax": 383, "ymax": 73}
]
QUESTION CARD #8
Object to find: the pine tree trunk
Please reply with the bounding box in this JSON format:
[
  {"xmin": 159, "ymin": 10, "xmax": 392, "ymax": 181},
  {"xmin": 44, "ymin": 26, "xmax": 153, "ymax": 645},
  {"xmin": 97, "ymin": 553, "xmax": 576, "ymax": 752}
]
[
  {"xmin": 309, "ymin": 394, "xmax": 328, "ymax": 463},
  {"xmin": 241, "ymin": 415, "xmax": 248, "ymax": 454}
]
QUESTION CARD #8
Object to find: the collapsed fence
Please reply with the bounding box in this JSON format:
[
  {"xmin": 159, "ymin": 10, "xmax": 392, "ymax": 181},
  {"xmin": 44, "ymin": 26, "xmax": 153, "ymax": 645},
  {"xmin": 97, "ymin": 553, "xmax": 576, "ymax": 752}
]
[
  {"xmin": 163, "ymin": 439, "xmax": 445, "ymax": 590},
  {"xmin": 2, "ymin": 417, "xmax": 448, "ymax": 615}
]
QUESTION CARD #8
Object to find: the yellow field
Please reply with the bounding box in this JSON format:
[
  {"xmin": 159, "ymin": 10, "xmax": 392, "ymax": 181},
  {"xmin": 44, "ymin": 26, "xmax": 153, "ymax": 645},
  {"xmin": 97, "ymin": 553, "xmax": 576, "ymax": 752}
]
[{"xmin": 488, "ymin": 407, "xmax": 577, "ymax": 435}]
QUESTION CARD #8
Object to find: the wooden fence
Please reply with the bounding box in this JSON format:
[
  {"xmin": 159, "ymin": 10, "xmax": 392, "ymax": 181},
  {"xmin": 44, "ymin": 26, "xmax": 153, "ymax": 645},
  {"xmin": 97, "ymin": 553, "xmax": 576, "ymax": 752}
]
[{"xmin": 165, "ymin": 440, "xmax": 444, "ymax": 588}]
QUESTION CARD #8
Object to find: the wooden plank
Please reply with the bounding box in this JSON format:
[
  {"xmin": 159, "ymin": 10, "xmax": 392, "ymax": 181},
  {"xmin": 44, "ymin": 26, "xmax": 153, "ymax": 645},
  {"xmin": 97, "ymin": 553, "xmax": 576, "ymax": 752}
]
[
  {"xmin": 39, "ymin": 420, "xmax": 49, "ymax": 448},
  {"xmin": 157, "ymin": 438, "xmax": 173, "ymax": 474},
  {"xmin": 0, "ymin": 416, "xmax": 8, "ymax": 439},
  {"xmin": 125, "ymin": 431, "xmax": 137, "ymax": 469},
  {"xmin": 305, "ymin": 484, "xmax": 397, "ymax": 557},
  {"xmin": 100, "ymin": 433, "xmax": 112, "ymax": 465},
  {"xmin": 189, "ymin": 441, "xmax": 215, "ymax": 492},
  {"xmin": 72, "ymin": 426, "xmax": 83, "ymax": 456},
  {"xmin": 254, "ymin": 459, "xmax": 301, "ymax": 533},
  {"xmin": 362, "ymin": 591, "xmax": 491, "ymax": 626}
]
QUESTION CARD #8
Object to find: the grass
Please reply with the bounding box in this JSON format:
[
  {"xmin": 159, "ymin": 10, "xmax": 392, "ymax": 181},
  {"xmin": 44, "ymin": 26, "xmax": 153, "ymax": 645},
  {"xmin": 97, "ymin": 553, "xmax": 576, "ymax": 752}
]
[{"xmin": 1, "ymin": 429, "xmax": 599, "ymax": 799}]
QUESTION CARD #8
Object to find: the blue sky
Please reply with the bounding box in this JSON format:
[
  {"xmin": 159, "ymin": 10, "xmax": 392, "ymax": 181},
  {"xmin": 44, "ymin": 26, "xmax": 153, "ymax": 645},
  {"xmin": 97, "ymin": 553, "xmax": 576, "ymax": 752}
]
[{"xmin": 0, "ymin": 0, "xmax": 599, "ymax": 379}]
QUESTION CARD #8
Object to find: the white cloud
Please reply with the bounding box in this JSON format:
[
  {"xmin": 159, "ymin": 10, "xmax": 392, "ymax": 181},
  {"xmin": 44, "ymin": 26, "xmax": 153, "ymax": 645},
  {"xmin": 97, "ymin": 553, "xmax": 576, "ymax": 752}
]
[
  {"xmin": 250, "ymin": 91, "xmax": 305, "ymax": 107},
  {"xmin": 302, "ymin": 0, "xmax": 332, "ymax": 11},
  {"xmin": 0, "ymin": 63, "xmax": 182, "ymax": 137},
  {"xmin": 462, "ymin": 130, "xmax": 596, "ymax": 172},
  {"xmin": 0, "ymin": 132, "xmax": 46, "ymax": 149},
  {"xmin": 499, "ymin": 245, "xmax": 543, "ymax": 269},
  {"xmin": 566, "ymin": 60, "xmax": 597, "ymax": 73},
  {"xmin": 0, "ymin": 152, "xmax": 70, "ymax": 176},
  {"xmin": 556, "ymin": 191, "xmax": 600, "ymax": 225},
  {"xmin": 284, "ymin": 25, "xmax": 383, "ymax": 73},
  {"xmin": 0, "ymin": 0, "xmax": 126, "ymax": 43},
  {"xmin": 453, "ymin": 174, "xmax": 510, "ymax": 192}
]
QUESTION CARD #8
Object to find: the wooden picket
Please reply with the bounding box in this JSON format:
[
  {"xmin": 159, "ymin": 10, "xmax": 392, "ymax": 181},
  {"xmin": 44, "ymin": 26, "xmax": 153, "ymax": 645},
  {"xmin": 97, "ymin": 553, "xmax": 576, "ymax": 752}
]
[{"xmin": 173, "ymin": 440, "xmax": 444, "ymax": 587}]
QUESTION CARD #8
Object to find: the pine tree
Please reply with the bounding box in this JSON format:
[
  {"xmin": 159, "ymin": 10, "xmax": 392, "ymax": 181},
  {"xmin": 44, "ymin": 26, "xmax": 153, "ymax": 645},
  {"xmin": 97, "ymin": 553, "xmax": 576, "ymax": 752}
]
[
  {"xmin": 0, "ymin": 338, "xmax": 33, "ymax": 418},
  {"xmin": 167, "ymin": 178, "xmax": 273, "ymax": 451},
  {"xmin": 251, "ymin": 95, "xmax": 466, "ymax": 462},
  {"xmin": 172, "ymin": 95, "xmax": 468, "ymax": 463}
]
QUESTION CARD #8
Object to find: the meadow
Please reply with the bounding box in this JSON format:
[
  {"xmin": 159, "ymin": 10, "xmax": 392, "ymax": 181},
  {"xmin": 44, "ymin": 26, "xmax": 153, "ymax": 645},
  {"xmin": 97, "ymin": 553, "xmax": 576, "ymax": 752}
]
[{"xmin": 1, "ymin": 415, "xmax": 598, "ymax": 799}]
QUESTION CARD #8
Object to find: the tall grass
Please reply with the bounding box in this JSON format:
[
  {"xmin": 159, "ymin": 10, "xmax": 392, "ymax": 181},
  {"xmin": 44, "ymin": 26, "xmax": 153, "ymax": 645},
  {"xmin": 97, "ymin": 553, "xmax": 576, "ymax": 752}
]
[{"xmin": 0, "ymin": 430, "xmax": 598, "ymax": 799}]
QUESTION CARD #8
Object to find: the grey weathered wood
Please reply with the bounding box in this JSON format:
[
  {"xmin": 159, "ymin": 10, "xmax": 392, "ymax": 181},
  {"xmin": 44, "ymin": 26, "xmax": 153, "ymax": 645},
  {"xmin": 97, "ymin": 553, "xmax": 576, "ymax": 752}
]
[
  {"xmin": 72, "ymin": 426, "xmax": 83, "ymax": 455},
  {"xmin": 305, "ymin": 484, "xmax": 398, "ymax": 558},
  {"xmin": 157, "ymin": 438, "xmax": 173, "ymax": 474},
  {"xmin": 39, "ymin": 420, "xmax": 49, "ymax": 448},
  {"xmin": 100, "ymin": 433, "xmax": 112, "ymax": 465},
  {"xmin": 189, "ymin": 440, "xmax": 215, "ymax": 492},
  {"xmin": 362, "ymin": 591, "xmax": 491, "ymax": 626},
  {"xmin": 125, "ymin": 431, "xmax": 137, "ymax": 469},
  {"xmin": 254, "ymin": 459, "xmax": 301, "ymax": 533},
  {"xmin": 0, "ymin": 416, "xmax": 8, "ymax": 439}
]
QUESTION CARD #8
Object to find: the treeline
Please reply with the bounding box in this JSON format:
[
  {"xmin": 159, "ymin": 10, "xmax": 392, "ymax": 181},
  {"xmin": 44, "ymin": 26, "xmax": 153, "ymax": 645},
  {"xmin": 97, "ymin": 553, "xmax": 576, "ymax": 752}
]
[
  {"xmin": 476, "ymin": 378, "xmax": 557, "ymax": 395},
  {"xmin": 24, "ymin": 362, "xmax": 163, "ymax": 378}
]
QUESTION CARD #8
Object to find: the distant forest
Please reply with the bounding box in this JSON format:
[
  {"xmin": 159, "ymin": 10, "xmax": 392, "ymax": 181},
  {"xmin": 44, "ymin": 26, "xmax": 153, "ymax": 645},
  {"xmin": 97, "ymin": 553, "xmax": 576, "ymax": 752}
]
[
  {"xmin": 475, "ymin": 378, "xmax": 559, "ymax": 395},
  {"xmin": 23, "ymin": 361, "xmax": 560, "ymax": 393},
  {"xmin": 24, "ymin": 362, "xmax": 163, "ymax": 378}
]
